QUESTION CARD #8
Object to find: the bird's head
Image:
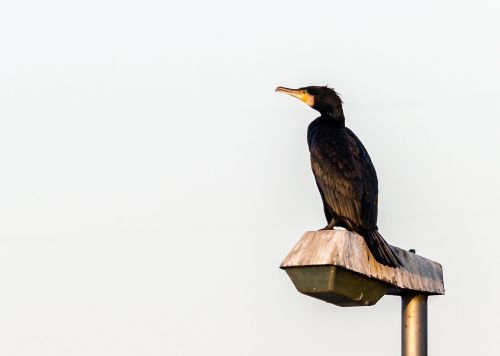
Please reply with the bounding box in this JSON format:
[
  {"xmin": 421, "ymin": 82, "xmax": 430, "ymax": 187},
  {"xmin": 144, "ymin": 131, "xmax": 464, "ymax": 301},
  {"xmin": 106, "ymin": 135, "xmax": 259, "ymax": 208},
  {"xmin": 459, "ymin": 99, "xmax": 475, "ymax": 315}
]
[{"xmin": 275, "ymin": 85, "xmax": 344, "ymax": 121}]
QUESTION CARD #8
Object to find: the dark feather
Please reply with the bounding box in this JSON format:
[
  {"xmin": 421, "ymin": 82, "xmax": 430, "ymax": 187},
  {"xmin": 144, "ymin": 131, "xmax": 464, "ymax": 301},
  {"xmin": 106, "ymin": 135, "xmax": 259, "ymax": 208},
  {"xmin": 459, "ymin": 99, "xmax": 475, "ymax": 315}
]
[{"xmin": 308, "ymin": 117, "xmax": 402, "ymax": 267}]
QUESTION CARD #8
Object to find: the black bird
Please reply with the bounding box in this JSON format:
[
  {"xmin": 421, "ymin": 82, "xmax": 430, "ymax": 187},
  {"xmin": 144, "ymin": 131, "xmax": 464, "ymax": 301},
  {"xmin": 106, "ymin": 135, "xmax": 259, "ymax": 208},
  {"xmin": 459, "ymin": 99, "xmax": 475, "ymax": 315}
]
[{"xmin": 276, "ymin": 85, "xmax": 402, "ymax": 267}]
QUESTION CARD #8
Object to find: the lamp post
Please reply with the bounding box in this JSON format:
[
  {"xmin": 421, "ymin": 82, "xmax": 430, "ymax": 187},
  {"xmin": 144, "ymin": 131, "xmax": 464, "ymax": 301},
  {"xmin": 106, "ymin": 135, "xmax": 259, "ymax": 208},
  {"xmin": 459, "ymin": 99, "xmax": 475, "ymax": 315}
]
[{"xmin": 281, "ymin": 230, "xmax": 443, "ymax": 356}]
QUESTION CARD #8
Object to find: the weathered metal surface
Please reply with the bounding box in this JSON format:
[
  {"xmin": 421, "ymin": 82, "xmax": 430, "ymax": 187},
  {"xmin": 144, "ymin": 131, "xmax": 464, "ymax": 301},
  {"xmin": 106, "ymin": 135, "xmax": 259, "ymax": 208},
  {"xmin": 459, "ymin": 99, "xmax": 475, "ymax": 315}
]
[
  {"xmin": 402, "ymin": 294, "xmax": 428, "ymax": 356},
  {"xmin": 280, "ymin": 230, "xmax": 444, "ymax": 296},
  {"xmin": 285, "ymin": 266, "xmax": 389, "ymax": 306}
]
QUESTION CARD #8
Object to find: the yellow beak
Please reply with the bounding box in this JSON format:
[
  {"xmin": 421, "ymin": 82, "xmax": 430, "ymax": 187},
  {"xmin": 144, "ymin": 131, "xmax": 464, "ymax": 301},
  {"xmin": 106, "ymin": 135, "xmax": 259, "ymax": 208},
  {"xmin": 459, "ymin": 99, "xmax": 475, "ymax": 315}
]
[{"xmin": 275, "ymin": 86, "xmax": 315, "ymax": 107}]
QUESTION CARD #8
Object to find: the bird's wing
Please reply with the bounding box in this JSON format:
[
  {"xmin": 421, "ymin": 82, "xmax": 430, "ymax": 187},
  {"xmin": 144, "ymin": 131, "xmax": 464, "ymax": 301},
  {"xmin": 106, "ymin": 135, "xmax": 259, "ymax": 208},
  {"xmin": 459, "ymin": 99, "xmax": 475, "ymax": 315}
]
[
  {"xmin": 314, "ymin": 177, "xmax": 334, "ymax": 224},
  {"xmin": 310, "ymin": 129, "xmax": 378, "ymax": 229}
]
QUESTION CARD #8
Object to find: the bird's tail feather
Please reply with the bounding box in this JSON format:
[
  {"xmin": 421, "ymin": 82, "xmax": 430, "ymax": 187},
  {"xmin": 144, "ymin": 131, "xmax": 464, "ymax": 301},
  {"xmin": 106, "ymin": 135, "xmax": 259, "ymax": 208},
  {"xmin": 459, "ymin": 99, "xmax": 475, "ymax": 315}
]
[{"xmin": 362, "ymin": 229, "xmax": 402, "ymax": 268}]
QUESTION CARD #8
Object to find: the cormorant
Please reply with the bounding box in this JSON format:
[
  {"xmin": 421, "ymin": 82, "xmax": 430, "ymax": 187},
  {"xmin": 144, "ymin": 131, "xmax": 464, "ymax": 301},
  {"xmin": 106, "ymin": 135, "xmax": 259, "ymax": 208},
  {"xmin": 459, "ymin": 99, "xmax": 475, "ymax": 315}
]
[{"xmin": 276, "ymin": 85, "xmax": 402, "ymax": 268}]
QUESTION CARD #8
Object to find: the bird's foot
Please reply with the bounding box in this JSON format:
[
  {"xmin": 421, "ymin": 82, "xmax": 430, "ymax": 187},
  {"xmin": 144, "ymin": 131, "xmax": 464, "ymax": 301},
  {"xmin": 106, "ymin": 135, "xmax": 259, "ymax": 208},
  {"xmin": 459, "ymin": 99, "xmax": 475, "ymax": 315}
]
[{"xmin": 319, "ymin": 219, "xmax": 337, "ymax": 230}]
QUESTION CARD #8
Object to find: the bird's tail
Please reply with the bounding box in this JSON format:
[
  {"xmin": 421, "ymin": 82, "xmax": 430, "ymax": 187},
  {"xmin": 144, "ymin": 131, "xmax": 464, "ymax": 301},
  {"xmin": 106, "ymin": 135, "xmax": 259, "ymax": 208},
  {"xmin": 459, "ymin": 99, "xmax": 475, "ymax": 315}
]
[{"xmin": 361, "ymin": 229, "xmax": 403, "ymax": 268}]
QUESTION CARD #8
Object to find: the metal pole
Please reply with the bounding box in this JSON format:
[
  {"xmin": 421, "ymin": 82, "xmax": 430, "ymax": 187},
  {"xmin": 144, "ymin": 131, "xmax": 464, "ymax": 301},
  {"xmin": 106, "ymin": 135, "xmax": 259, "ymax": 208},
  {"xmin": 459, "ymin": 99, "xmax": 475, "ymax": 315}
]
[{"xmin": 402, "ymin": 293, "xmax": 427, "ymax": 356}]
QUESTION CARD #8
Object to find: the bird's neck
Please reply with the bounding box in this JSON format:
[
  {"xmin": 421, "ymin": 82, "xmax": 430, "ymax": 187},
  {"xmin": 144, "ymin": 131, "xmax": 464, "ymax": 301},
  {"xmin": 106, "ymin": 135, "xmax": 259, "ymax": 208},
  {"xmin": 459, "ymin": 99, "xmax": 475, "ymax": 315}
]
[{"xmin": 321, "ymin": 111, "xmax": 345, "ymax": 126}]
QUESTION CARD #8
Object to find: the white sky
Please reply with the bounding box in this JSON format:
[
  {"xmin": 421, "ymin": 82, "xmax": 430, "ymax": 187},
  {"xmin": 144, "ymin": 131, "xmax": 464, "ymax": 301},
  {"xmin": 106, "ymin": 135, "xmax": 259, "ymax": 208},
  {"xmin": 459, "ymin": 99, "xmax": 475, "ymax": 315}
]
[{"xmin": 1, "ymin": 0, "xmax": 499, "ymax": 355}]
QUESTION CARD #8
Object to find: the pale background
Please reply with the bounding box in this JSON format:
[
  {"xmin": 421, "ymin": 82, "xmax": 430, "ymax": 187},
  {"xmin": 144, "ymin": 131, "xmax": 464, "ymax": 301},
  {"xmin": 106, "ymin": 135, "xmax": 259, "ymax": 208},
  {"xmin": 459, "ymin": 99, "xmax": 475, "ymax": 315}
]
[{"xmin": 1, "ymin": 0, "xmax": 499, "ymax": 355}]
